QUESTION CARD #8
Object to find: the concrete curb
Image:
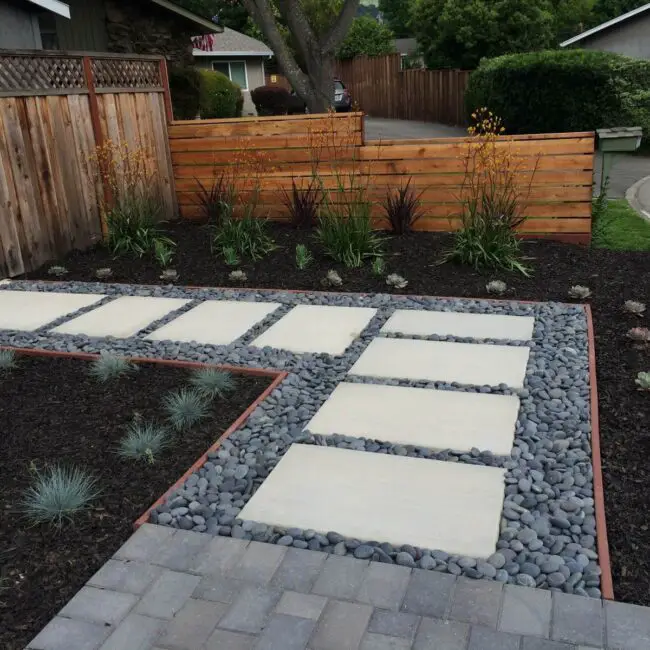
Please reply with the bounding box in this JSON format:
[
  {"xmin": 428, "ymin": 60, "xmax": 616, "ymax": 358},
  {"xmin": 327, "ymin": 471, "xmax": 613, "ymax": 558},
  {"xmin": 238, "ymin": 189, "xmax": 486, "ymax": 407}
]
[{"xmin": 625, "ymin": 174, "xmax": 650, "ymax": 224}]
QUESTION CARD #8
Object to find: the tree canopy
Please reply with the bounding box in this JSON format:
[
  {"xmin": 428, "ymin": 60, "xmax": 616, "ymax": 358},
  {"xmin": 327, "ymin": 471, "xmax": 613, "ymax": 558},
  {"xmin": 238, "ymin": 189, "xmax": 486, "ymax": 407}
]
[
  {"xmin": 338, "ymin": 16, "xmax": 395, "ymax": 59},
  {"xmin": 378, "ymin": 0, "xmax": 415, "ymax": 38}
]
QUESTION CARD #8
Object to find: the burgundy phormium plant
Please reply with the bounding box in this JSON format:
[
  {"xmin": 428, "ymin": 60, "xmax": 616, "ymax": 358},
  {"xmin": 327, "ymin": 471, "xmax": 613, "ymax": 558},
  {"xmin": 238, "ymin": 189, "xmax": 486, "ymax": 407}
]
[
  {"xmin": 382, "ymin": 178, "xmax": 425, "ymax": 235},
  {"xmin": 282, "ymin": 177, "xmax": 323, "ymax": 229}
]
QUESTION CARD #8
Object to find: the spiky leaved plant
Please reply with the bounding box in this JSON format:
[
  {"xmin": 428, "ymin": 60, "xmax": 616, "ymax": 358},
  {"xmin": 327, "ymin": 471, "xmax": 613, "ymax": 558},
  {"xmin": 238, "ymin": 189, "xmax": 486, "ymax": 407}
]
[
  {"xmin": 624, "ymin": 300, "xmax": 646, "ymax": 316},
  {"xmin": 89, "ymin": 352, "xmax": 137, "ymax": 382},
  {"xmin": 118, "ymin": 420, "xmax": 171, "ymax": 464},
  {"xmin": 222, "ymin": 246, "xmax": 240, "ymax": 266},
  {"xmin": 295, "ymin": 244, "xmax": 313, "ymax": 270},
  {"xmin": 0, "ymin": 349, "xmax": 17, "ymax": 371},
  {"xmin": 568, "ymin": 285, "xmax": 591, "ymax": 300},
  {"xmin": 386, "ymin": 273, "xmax": 408, "ymax": 290},
  {"xmin": 163, "ymin": 388, "xmax": 210, "ymax": 432},
  {"xmin": 371, "ymin": 257, "xmax": 386, "ymax": 277},
  {"xmin": 21, "ymin": 465, "xmax": 101, "ymax": 525},
  {"xmin": 189, "ymin": 367, "xmax": 236, "ymax": 400},
  {"xmin": 486, "ymin": 280, "xmax": 507, "ymax": 295},
  {"xmin": 636, "ymin": 371, "xmax": 650, "ymax": 391}
]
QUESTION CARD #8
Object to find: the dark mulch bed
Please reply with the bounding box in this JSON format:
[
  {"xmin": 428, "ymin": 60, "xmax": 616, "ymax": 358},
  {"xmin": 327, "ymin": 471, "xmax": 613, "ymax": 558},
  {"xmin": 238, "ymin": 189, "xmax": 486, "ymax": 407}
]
[
  {"xmin": 0, "ymin": 354, "xmax": 270, "ymax": 650},
  {"xmin": 23, "ymin": 222, "xmax": 650, "ymax": 606}
]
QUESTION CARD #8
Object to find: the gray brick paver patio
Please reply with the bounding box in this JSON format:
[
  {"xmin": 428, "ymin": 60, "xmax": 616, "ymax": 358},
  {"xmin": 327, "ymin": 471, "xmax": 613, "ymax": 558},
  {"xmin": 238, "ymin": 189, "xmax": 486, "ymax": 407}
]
[{"xmin": 26, "ymin": 525, "xmax": 650, "ymax": 649}]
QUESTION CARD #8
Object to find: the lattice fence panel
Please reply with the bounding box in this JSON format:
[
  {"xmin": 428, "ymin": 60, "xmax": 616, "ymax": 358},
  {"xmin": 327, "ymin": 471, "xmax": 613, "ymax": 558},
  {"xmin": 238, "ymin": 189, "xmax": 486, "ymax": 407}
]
[
  {"xmin": 92, "ymin": 58, "xmax": 162, "ymax": 90},
  {"xmin": 0, "ymin": 55, "xmax": 86, "ymax": 93}
]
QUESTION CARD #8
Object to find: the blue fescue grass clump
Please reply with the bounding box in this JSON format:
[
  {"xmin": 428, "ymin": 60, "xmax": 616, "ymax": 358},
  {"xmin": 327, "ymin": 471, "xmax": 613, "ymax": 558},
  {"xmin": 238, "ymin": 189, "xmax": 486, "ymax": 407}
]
[
  {"xmin": 89, "ymin": 352, "xmax": 137, "ymax": 382},
  {"xmin": 189, "ymin": 368, "xmax": 236, "ymax": 400},
  {"xmin": 163, "ymin": 388, "xmax": 210, "ymax": 432},
  {"xmin": 118, "ymin": 420, "xmax": 171, "ymax": 463}
]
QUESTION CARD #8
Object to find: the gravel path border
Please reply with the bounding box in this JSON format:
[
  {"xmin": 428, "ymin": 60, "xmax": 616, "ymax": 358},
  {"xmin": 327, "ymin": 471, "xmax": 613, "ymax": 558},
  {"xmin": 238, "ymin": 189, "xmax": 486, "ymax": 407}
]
[{"xmin": 0, "ymin": 281, "xmax": 602, "ymax": 597}]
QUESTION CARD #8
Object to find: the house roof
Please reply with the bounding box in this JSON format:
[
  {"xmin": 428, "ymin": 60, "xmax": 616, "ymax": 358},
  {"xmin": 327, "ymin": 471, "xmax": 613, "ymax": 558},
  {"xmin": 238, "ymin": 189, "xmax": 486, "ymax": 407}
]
[
  {"xmin": 193, "ymin": 26, "xmax": 272, "ymax": 57},
  {"xmin": 150, "ymin": 0, "xmax": 223, "ymax": 34},
  {"xmin": 560, "ymin": 2, "xmax": 650, "ymax": 47},
  {"xmin": 25, "ymin": 0, "xmax": 71, "ymax": 19}
]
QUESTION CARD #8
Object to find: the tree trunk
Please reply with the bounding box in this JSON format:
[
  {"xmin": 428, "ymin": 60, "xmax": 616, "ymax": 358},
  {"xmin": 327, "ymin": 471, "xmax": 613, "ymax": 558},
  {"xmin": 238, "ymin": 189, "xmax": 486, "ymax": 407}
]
[{"xmin": 302, "ymin": 53, "xmax": 335, "ymax": 113}]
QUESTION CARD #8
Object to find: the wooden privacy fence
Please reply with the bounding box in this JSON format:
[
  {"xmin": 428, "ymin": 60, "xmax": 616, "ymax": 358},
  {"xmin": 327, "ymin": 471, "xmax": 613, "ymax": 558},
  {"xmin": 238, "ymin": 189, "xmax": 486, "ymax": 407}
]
[
  {"xmin": 0, "ymin": 50, "xmax": 175, "ymax": 278},
  {"xmin": 335, "ymin": 54, "xmax": 470, "ymax": 126},
  {"xmin": 170, "ymin": 113, "xmax": 594, "ymax": 243}
]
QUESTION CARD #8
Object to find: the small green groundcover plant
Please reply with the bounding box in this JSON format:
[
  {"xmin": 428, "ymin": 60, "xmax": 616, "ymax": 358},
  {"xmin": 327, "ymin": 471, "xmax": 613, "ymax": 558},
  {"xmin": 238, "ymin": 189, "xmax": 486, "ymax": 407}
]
[
  {"xmin": 22, "ymin": 465, "xmax": 101, "ymax": 525},
  {"xmin": 163, "ymin": 388, "xmax": 211, "ymax": 432},
  {"xmin": 89, "ymin": 352, "xmax": 138, "ymax": 383}
]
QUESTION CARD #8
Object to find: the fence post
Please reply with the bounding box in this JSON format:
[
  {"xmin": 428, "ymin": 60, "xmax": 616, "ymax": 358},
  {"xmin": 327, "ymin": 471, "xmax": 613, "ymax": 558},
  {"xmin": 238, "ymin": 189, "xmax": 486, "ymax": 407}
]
[
  {"xmin": 82, "ymin": 55, "xmax": 110, "ymax": 238},
  {"xmin": 159, "ymin": 57, "xmax": 174, "ymax": 123}
]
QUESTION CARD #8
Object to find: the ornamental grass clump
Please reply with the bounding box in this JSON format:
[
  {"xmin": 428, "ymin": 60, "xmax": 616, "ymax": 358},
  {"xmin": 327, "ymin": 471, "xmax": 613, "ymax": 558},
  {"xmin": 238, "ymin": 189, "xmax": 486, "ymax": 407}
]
[
  {"xmin": 382, "ymin": 178, "xmax": 425, "ymax": 235},
  {"xmin": 213, "ymin": 215, "xmax": 276, "ymax": 262},
  {"xmin": 441, "ymin": 108, "xmax": 536, "ymax": 276},
  {"xmin": 283, "ymin": 177, "xmax": 323, "ymax": 230},
  {"xmin": 295, "ymin": 244, "xmax": 313, "ymax": 270},
  {"xmin": 21, "ymin": 465, "xmax": 101, "ymax": 525},
  {"xmin": 371, "ymin": 257, "xmax": 386, "ymax": 276},
  {"xmin": 189, "ymin": 367, "xmax": 236, "ymax": 400},
  {"xmin": 89, "ymin": 352, "xmax": 137, "ymax": 382},
  {"xmin": 0, "ymin": 349, "xmax": 17, "ymax": 371},
  {"xmin": 163, "ymin": 388, "xmax": 210, "ymax": 432},
  {"xmin": 118, "ymin": 420, "xmax": 171, "ymax": 464}
]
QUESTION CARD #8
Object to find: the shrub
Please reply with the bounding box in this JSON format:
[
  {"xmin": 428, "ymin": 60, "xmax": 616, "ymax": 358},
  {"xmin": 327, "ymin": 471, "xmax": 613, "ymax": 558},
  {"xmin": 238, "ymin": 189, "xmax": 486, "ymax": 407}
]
[
  {"xmin": 21, "ymin": 465, "xmax": 101, "ymax": 525},
  {"xmin": 163, "ymin": 388, "xmax": 210, "ymax": 432},
  {"xmin": 337, "ymin": 16, "xmax": 396, "ymax": 59},
  {"xmin": 169, "ymin": 67, "xmax": 201, "ymax": 120},
  {"xmin": 466, "ymin": 49, "xmax": 650, "ymax": 141},
  {"xmin": 251, "ymin": 85, "xmax": 291, "ymax": 116},
  {"xmin": 89, "ymin": 352, "xmax": 137, "ymax": 382},
  {"xmin": 197, "ymin": 69, "xmax": 243, "ymax": 119},
  {"xmin": 118, "ymin": 420, "xmax": 171, "ymax": 464},
  {"xmin": 440, "ymin": 109, "xmax": 532, "ymax": 275},
  {"xmin": 382, "ymin": 178, "xmax": 424, "ymax": 235},
  {"xmin": 189, "ymin": 368, "xmax": 236, "ymax": 400},
  {"xmin": 283, "ymin": 178, "xmax": 323, "ymax": 229}
]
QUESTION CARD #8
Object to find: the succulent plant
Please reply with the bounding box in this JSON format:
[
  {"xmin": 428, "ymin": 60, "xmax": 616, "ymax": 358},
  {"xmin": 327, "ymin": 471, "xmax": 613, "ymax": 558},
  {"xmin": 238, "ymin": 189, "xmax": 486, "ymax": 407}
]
[
  {"xmin": 624, "ymin": 300, "xmax": 646, "ymax": 316},
  {"xmin": 229, "ymin": 270, "xmax": 247, "ymax": 283},
  {"xmin": 21, "ymin": 465, "xmax": 101, "ymax": 525},
  {"xmin": 568, "ymin": 285, "xmax": 591, "ymax": 300},
  {"xmin": 371, "ymin": 257, "xmax": 386, "ymax": 277},
  {"xmin": 95, "ymin": 267, "xmax": 113, "ymax": 280},
  {"xmin": 47, "ymin": 265, "xmax": 68, "ymax": 278},
  {"xmin": 486, "ymin": 280, "xmax": 507, "ymax": 295},
  {"xmin": 321, "ymin": 270, "xmax": 343, "ymax": 287},
  {"xmin": 635, "ymin": 371, "xmax": 650, "ymax": 391},
  {"xmin": 627, "ymin": 327, "xmax": 650, "ymax": 343},
  {"xmin": 159, "ymin": 269, "xmax": 179, "ymax": 282},
  {"xmin": 386, "ymin": 273, "xmax": 408, "ymax": 290}
]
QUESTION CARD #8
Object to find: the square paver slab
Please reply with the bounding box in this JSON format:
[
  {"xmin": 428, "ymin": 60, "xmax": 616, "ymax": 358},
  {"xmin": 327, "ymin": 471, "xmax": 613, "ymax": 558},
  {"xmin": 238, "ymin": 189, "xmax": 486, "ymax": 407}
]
[
  {"xmin": 239, "ymin": 444, "xmax": 505, "ymax": 558},
  {"xmin": 251, "ymin": 305, "xmax": 376, "ymax": 355},
  {"xmin": 0, "ymin": 290, "xmax": 104, "ymax": 331},
  {"xmin": 145, "ymin": 299, "xmax": 280, "ymax": 345},
  {"xmin": 51, "ymin": 296, "xmax": 189, "ymax": 338},
  {"xmin": 349, "ymin": 338, "xmax": 530, "ymax": 388},
  {"xmin": 381, "ymin": 309, "xmax": 534, "ymax": 341},
  {"xmin": 306, "ymin": 382, "xmax": 519, "ymax": 455}
]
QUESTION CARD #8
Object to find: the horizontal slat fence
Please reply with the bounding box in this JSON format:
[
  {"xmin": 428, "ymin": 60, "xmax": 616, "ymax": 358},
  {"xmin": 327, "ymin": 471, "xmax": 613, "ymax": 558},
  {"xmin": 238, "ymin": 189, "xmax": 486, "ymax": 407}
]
[
  {"xmin": 334, "ymin": 54, "xmax": 470, "ymax": 126},
  {"xmin": 170, "ymin": 113, "xmax": 594, "ymax": 243},
  {"xmin": 0, "ymin": 50, "xmax": 175, "ymax": 278}
]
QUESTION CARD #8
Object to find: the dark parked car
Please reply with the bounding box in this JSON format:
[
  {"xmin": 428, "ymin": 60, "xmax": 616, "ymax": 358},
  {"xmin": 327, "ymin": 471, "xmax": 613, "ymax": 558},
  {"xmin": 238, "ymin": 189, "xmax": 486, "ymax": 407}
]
[{"xmin": 285, "ymin": 79, "xmax": 353, "ymax": 114}]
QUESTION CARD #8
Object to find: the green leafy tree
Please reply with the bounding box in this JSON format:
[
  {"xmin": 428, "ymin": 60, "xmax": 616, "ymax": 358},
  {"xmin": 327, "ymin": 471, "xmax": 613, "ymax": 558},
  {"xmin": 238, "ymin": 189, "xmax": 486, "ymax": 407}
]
[
  {"xmin": 591, "ymin": 0, "xmax": 647, "ymax": 24},
  {"xmin": 552, "ymin": 0, "xmax": 595, "ymax": 42},
  {"xmin": 412, "ymin": 0, "xmax": 554, "ymax": 69},
  {"xmin": 338, "ymin": 16, "xmax": 396, "ymax": 58},
  {"xmin": 378, "ymin": 0, "xmax": 415, "ymax": 38}
]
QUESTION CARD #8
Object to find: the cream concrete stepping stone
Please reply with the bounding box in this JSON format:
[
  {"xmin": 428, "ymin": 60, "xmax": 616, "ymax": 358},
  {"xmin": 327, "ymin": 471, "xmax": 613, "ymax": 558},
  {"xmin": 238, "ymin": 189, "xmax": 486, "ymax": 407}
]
[
  {"xmin": 240, "ymin": 444, "xmax": 505, "ymax": 558},
  {"xmin": 0, "ymin": 290, "xmax": 104, "ymax": 331},
  {"xmin": 349, "ymin": 338, "xmax": 529, "ymax": 389},
  {"xmin": 145, "ymin": 300, "xmax": 281, "ymax": 346},
  {"xmin": 51, "ymin": 296, "xmax": 189, "ymax": 338},
  {"xmin": 251, "ymin": 304, "xmax": 376, "ymax": 355},
  {"xmin": 306, "ymin": 382, "xmax": 519, "ymax": 455},
  {"xmin": 382, "ymin": 309, "xmax": 534, "ymax": 341}
]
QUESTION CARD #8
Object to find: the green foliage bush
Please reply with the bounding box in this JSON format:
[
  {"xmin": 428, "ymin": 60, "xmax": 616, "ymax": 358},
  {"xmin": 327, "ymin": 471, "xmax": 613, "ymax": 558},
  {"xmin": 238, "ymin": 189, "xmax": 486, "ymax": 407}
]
[
  {"xmin": 337, "ymin": 16, "xmax": 396, "ymax": 60},
  {"xmin": 466, "ymin": 49, "xmax": 650, "ymax": 141},
  {"xmin": 251, "ymin": 85, "xmax": 291, "ymax": 116},
  {"xmin": 169, "ymin": 67, "xmax": 243, "ymax": 119}
]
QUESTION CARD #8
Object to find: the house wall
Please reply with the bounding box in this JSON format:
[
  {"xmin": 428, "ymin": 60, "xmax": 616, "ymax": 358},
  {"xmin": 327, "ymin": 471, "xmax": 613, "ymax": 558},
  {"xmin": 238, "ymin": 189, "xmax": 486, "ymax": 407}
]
[
  {"xmin": 0, "ymin": 0, "xmax": 42, "ymax": 49},
  {"xmin": 580, "ymin": 13, "xmax": 650, "ymax": 59},
  {"xmin": 195, "ymin": 56, "xmax": 267, "ymax": 116}
]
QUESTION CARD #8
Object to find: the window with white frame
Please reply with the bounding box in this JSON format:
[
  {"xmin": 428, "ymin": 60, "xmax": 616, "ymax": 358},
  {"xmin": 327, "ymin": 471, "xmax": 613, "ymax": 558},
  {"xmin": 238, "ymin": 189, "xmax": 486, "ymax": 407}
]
[{"xmin": 212, "ymin": 61, "xmax": 248, "ymax": 90}]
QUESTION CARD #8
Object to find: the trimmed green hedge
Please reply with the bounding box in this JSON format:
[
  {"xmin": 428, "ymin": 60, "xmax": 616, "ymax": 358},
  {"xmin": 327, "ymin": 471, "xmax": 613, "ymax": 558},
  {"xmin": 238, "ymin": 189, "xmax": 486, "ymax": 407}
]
[
  {"xmin": 169, "ymin": 67, "xmax": 243, "ymax": 120},
  {"xmin": 465, "ymin": 50, "xmax": 650, "ymax": 140}
]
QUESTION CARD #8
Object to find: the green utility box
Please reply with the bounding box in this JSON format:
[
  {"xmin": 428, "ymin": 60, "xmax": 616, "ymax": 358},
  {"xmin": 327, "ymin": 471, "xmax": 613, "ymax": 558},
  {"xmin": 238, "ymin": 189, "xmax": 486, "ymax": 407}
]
[{"xmin": 597, "ymin": 127, "xmax": 643, "ymax": 192}]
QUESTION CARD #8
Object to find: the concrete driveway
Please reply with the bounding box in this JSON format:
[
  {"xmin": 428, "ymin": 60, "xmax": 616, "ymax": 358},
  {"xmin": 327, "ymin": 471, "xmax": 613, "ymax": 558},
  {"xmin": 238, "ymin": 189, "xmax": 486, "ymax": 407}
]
[{"xmin": 365, "ymin": 117, "xmax": 465, "ymax": 140}]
